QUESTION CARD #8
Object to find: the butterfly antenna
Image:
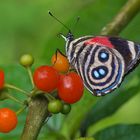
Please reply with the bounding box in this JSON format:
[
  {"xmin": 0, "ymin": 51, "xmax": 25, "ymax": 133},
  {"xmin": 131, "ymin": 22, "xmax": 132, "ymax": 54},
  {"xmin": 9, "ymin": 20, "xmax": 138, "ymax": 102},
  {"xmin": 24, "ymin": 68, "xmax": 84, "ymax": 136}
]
[
  {"xmin": 48, "ymin": 11, "xmax": 71, "ymax": 33},
  {"xmin": 73, "ymin": 16, "xmax": 80, "ymax": 32}
]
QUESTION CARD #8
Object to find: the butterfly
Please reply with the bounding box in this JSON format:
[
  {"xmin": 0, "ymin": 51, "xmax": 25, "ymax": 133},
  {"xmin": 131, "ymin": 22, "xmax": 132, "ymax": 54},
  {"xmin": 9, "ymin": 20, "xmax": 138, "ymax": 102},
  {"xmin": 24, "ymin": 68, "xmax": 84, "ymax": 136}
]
[
  {"xmin": 49, "ymin": 11, "xmax": 140, "ymax": 96},
  {"xmin": 63, "ymin": 33, "xmax": 140, "ymax": 96}
]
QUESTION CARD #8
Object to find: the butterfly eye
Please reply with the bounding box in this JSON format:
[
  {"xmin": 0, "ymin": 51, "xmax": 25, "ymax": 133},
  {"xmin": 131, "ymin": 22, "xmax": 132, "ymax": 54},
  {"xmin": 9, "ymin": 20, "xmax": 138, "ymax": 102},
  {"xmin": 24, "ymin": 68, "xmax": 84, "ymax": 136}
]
[
  {"xmin": 92, "ymin": 66, "xmax": 108, "ymax": 80},
  {"xmin": 98, "ymin": 50, "xmax": 109, "ymax": 62}
]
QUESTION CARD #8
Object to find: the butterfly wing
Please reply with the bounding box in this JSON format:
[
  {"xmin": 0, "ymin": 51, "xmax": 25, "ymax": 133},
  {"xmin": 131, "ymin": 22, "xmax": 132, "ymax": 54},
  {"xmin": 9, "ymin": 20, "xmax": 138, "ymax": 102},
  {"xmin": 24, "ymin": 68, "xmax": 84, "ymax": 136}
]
[
  {"xmin": 69, "ymin": 36, "xmax": 140, "ymax": 96},
  {"xmin": 109, "ymin": 37, "xmax": 140, "ymax": 74}
]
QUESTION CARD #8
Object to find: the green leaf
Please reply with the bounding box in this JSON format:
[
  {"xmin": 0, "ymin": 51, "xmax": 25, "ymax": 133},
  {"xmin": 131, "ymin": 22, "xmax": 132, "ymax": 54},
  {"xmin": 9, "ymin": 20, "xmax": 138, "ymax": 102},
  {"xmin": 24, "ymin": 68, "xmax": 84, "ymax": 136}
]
[
  {"xmin": 94, "ymin": 124, "xmax": 140, "ymax": 140},
  {"xmin": 43, "ymin": 132, "xmax": 67, "ymax": 140}
]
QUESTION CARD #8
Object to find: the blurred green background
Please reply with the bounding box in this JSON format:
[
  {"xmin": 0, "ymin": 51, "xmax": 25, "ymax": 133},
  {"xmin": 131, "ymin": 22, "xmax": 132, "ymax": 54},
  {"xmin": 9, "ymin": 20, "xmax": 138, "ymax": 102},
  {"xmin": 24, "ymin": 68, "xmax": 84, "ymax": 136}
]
[{"xmin": 0, "ymin": 0, "xmax": 140, "ymax": 139}]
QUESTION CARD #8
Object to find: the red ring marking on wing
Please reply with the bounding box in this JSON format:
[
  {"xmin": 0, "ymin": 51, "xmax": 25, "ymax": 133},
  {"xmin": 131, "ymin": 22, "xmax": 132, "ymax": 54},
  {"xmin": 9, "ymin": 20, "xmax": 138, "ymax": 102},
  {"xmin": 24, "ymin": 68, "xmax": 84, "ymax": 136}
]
[{"xmin": 84, "ymin": 36, "xmax": 114, "ymax": 48}]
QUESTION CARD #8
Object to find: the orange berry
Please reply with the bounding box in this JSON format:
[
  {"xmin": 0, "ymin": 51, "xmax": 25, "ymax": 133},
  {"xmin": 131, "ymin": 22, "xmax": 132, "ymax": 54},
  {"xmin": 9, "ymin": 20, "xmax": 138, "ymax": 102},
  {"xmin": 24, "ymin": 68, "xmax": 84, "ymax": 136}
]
[
  {"xmin": 51, "ymin": 50, "xmax": 70, "ymax": 73},
  {"xmin": 0, "ymin": 108, "xmax": 18, "ymax": 133}
]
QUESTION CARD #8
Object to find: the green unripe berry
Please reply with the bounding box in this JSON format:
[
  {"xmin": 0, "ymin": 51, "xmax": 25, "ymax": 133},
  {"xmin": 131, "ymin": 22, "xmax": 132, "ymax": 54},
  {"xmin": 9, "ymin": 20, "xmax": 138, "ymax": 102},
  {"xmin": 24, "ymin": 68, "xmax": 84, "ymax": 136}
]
[
  {"xmin": 20, "ymin": 54, "xmax": 34, "ymax": 67},
  {"xmin": 48, "ymin": 100, "xmax": 63, "ymax": 114},
  {"xmin": 61, "ymin": 103, "xmax": 71, "ymax": 114}
]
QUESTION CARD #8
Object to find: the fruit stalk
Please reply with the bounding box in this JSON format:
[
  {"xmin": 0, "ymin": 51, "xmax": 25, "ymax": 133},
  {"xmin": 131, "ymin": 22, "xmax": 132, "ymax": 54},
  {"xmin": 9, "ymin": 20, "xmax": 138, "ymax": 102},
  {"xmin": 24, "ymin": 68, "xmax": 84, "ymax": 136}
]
[{"xmin": 21, "ymin": 94, "xmax": 49, "ymax": 140}]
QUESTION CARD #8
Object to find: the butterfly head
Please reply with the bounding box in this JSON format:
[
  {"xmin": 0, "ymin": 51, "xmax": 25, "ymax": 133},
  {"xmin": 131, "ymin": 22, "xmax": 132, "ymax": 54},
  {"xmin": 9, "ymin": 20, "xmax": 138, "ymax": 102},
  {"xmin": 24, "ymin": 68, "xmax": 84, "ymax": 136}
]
[
  {"xmin": 59, "ymin": 31, "xmax": 74, "ymax": 42},
  {"xmin": 66, "ymin": 31, "xmax": 74, "ymax": 41}
]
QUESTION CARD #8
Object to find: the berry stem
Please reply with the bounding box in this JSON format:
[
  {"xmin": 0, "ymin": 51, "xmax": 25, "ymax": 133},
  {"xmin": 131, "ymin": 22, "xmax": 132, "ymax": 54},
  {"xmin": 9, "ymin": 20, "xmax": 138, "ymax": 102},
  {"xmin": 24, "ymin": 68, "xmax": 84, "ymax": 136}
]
[
  {"xmin": 45, "ymin": 93, "xmax": 56, "ymax": 102},
  {"xmin": 4, "ymin": 83, "xmax": 29, "ymax": 96},
  {"xmin": 6, "ymin": 94, "xmax": 24, "ymax": 105},
  {"xmin": 47, "ymin": 93, "xmax": 56, "ymax": 100},
  {"xmin": 30, "ymin": 88, "xmax": 38, "ymax": 97},
  {"xmin": 16, "ymin": 105, "xmax": 27, "ymax": 115},
  {"xmin": 45, "ymin": 94, "xmax": 53, "ymax": 101},
  {"xmin": 27, "ymin": 66, "xmax": 35, "ymax": 88}
]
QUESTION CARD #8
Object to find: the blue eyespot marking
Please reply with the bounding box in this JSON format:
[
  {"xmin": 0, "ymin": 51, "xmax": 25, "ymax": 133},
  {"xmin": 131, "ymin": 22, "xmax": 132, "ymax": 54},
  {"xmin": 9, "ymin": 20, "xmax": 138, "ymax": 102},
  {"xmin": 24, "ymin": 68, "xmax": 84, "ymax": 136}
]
[
  {"xmin": 96, "ymin": 62, "xmax": 123, "ymax": 95},
  {"xmin": 98, "ymin": 50, "xmax": 109, "ymax": 62},
  {"xmin": 99, "ymin": 68, "xmax": 106, "ymax": 75},
  {"xmin": 93, "ymin": 70, "xmax": 100, "ymax": 78},
  {"xmin": 92, "ymin": 66, "xmax": 108, "ymax": 80},
  {"xmin": 100, "ymin": 52, "xmax": 107, "ymax": 59}
]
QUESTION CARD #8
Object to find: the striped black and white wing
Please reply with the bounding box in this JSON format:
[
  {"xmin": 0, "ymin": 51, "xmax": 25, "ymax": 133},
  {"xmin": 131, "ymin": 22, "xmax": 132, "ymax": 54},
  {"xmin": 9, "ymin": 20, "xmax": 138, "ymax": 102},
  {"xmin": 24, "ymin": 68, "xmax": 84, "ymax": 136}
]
[
  {"xmin": 109, "ymin": 37, "xmax": 140, "ymax": 74},
  {"xmin": 66, "ymin": 36, "xmax": 140, "ymax": 96}
]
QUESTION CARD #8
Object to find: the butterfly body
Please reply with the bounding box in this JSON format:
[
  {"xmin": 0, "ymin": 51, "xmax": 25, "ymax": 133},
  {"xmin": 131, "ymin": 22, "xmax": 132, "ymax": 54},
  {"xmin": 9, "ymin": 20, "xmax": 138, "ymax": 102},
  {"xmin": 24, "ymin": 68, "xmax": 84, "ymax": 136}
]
[{"xmin": 64, "ymin": 34, "xmax": 140, "ymax": 96}]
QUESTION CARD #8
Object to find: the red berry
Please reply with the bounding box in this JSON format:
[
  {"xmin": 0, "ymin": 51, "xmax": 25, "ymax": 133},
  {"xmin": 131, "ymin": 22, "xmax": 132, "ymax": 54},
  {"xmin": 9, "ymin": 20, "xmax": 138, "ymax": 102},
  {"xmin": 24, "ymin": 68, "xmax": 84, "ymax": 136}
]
[
  {"xmin": 0, "ymin": 108, "xmax": 18, "ymax": 133},
  {"xmin": 33, "ymin": 65, "xmax": 59, "ymax": 93},
  {"xmin": 0, "ymin": 70, "xmax": 4, "ymax": 89},
  {"xmin": 57, "ymin": 72, "xmax": 84, "ymax": 104}
]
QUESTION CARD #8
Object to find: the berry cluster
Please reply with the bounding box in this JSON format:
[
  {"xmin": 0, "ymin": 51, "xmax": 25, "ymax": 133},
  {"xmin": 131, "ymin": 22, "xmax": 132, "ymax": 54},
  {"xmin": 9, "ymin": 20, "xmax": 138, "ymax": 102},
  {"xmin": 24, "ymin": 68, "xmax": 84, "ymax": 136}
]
[
  {"xmin": 0, "ymin": 50, "xmax": 84, "ymax": 133},
  {"xmin": 0, "ymin": 70, "xmax": 18, "ymax": 133},
  {"xmin": 33, "ymin": 49, "xmax": 84, "ymax": 112}
]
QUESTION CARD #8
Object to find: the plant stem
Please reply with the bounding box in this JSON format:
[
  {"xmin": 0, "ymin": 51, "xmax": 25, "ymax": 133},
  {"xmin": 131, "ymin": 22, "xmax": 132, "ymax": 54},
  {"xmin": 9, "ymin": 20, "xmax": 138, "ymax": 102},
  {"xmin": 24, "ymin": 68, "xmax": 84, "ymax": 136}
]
[
  {"xmin": 100, "ymin": 0, "xmax": 140, "ymax": 35},
  {"xmin": 46, "ymin": 93, "xmax": 56, "ymax": 101},
  {"xmin": 6, "ymin": 94, "xmax": 24, "ymax": 105},
  {"xmin": 16, "ymin": 105, "xmax": 27, "ymax": 115},
  {"xmin": 5, "ymin": 83, "xmax": 29, "ymax": 96},
  {"xmin": 29, "ymin": 88, "xmax": 38, "ymax": 97},
  {"xmin": 45, "ymin": 94, "xmax": 53, "ymax": 101},
  {"xmin": 21, "ymin": 95, "xmax": 49, "ymax": 140},
  {"xmin": 27, "ymin": 67, "xmax": 35, "ymax": 88}
]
